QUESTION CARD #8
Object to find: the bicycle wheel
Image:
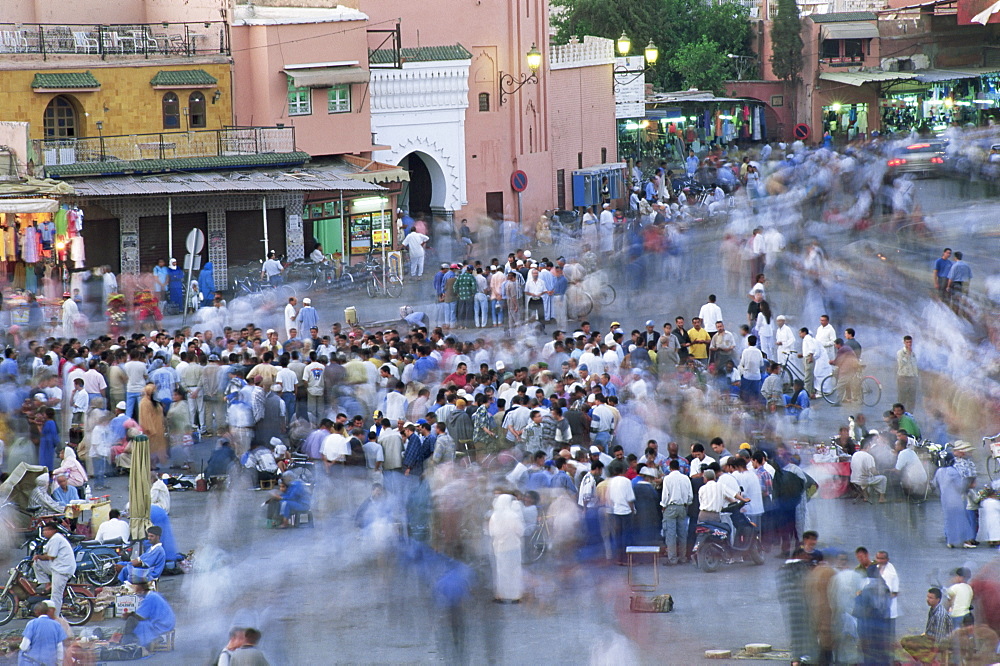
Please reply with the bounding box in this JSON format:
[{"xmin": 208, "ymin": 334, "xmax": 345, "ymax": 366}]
[
  {"xmin": 595, "ymin": 284, "xmax": 616, "ymax": 307},
  {"xmin": 820, "ymin": 375, "xmax": 844, "ymax": 406},
  {"xmin": 366, "ymin": 277, "xmax": 379, "ymax": 298},
  {"xmin": 780, "ymin": 365, "xmax": 795, "ymax": 395},
  {"xmin": 568, "ymin": 288, "xmax": 593, "ymax": 319},
  {"xmin": 275, "ymin": 284, "xmax": 296, "ymax": 301},
  {"xmin": 335, "ymin": 272, "xmax": 353, "ymax": 291},
  {"xmin": 860, "ymin": 377, "xmax": 882, "ymax": 407},
  {"xmin": 988, "ymin": 456, "xmax": 1000, "ymax": 481},
  {"xmin": 386, "ymin": 276, "xmax": 402, "ymax": 299}
]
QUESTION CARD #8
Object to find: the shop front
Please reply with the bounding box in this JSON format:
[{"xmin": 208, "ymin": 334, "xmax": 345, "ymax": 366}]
[{"xmin": 303, "ymin": 194, "xmax": 394, "ymax": 266}]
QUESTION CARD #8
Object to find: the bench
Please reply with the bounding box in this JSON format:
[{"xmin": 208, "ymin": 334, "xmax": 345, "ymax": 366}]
[{"xmin": 625, "ymin": 546, "xmax": 660, "ymax": 591}]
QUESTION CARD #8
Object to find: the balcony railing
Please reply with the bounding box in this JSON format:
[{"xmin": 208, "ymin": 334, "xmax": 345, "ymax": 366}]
[
  {"xmin": 0, "ymin": 22, "xmax": 228, "ymax": 59},
  {"xmin": 33, "ymin": 126, "xmax": 296, "ymax": 167}
]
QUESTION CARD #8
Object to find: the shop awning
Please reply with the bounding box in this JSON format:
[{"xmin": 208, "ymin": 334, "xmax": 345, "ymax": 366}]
[
  {"xmin": 820, "ymin": 22, "xmax": 880, "ymax": 39},
  {"xmin": 333, "ymin": 155, "xmax": 410, "ymax": 184},
  {"xmin": 819, "ymin": 71, "xmax": 915, "ymax": 86},
  {"xmin": 283, "ymin": 66, "xmax": 368, "ymax": 88},
  {"xmin": 0, "ymin": 198, "xmax": 61, "ymax": 213},
  {"xmin": 913, "ymin": 68, "xmax": 988, "ymax": 82},
  {"xmin": 67, "ymin": 167, "xmax": 384, "ymax": 197}
]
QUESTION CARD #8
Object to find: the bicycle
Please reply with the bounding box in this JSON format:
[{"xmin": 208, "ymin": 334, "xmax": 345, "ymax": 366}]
[
  {"xmin": 820, "ymin": 367, "xmax": 882, "ymax": 407},
  {"xmin": 983, "ymin": 433, "xmax": 1000, "ymax": 480},
  {"xmin": 524, "ymin": 508, "xmax": 549, "ymax": 564},
  {"xmin": 366, "ymin": 269, "xmax": 402, "ymax": 299},
  {"xmin": 566, "ymin": 283, "xmax": 594, "ymax": 319}
]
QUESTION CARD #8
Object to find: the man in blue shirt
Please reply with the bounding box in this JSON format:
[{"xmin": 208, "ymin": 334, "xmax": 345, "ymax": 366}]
[
  {"xmin": 550, "ymin": 457, "xmax": 577, "ymax": 494},
  {"xmin": 932, "ymin": 247, "xmax": 952, "ymax": 297},
  {"xmin": 403, "ymin": 423, "xmax": 434, "ymax": 478},
  {"xmin": 946, "ymin": 251, "xmax": 972, "ymax": 298},
  {"xmin": 0, "ymin": 348, "xmax": 18, "ymax": 380},
  {"xmin": 121, "ymin": 579, "xmax": 175, "ymax": 648},
  {"xmin": 412, "ymin": 347, "xmax": 437, "ymax": 383},
  {"xmin": 116, "ymin": 526, "xmax": 166, "ymax": 584},
  {"xmin": 18, "ymin": 600, "xmax": 66, "ymax": 665}
]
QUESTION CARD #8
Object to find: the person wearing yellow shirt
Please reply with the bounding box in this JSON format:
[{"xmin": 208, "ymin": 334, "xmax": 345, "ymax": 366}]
[{"xmin": 687, "ymin": 318, "xmax": 711, "ymax": 360}]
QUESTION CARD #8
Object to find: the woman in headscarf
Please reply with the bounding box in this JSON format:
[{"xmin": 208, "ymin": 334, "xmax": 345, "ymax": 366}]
[
  {"xmin": 166, "ymin": 258, "xmax": 184, "ymax": 310},
  {"xmin": 139, "ymin": 383, "xmax": 167, "ymax": 470},
  {"xmin": 52, "ymin": 445, "xmax": 87, "ymax": 488},
  {"xmin": 934, "ymin": 453, "xmax": 975, "ymax": 548},
  {"xmin": 29, "ymin": 473, "xmax": 64, "ymax": 516},
  {"xmin": 488, "ymin": 493, "xmax": 525, "ymax": 603}
]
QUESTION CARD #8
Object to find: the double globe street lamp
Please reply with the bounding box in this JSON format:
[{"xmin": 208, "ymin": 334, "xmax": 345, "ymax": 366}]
[{"xmin": 614, "ymin": 32, "xmax": 658, "ymax": 91}]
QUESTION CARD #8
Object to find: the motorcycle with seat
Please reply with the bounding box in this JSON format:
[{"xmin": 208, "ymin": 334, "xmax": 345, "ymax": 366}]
[
  {"xmin": 692, "ymin": 499, "xmax": 765, "ymax": 572},
  {"xmin": 0, "ymin": 556, "xmax": 95, "ymax": 625}
]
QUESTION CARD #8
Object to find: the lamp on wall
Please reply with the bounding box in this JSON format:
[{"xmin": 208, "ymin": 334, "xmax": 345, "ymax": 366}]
[
  {"xmin": 212, "ymin": 90, "xmax": 221, "ymax": 104},
  {"xmin": 499, "ymin": 43, "xmax": 542, "ymax": 106},
  {"xmin": 95, "ymin": 120, "xmax": 105, "ymax": 162}
]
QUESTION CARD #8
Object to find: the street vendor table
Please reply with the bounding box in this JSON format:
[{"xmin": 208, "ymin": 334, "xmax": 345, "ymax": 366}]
[
  {"xmin": 64, "ymin": 497, "xmax": 111, "ymax": 535},
  {"xmin": 806, "ymin": 462, "xmax": 853, "ymax": 499}
]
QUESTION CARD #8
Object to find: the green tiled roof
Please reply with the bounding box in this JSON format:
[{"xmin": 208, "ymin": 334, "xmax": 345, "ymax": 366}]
[
  {"xmin": 32, "ymin": 71, "xmax": 100, "ymax": 89},
  {"xmin": 46, "ymin": 151, "xmax": 310, "ymax": 178},
  {"xmin": 150, "ymin": 69, "xmax": 218, "ymax": 87},
  {"xmin": 369, "ymin": 43, "xmax": 471, "ymax": 65},
  {"xmin": 810, "ymin": 12, "xmax": 878, "ymax": 22}
]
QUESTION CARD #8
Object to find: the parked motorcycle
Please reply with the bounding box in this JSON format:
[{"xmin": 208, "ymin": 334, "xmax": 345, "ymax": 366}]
[
  {"xmin": 692, "ymin": 500, "xmax": 765, "ymax": 573},
  {"xmin": 22, "ymin": 525, "xmax": 128, "ymax": 587},
  {"xmin": 0, "ymin": 556, "xmax": 95, "ymax": 625}
]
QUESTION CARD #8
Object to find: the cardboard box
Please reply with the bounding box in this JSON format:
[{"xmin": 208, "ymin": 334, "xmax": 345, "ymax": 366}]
[{"xmin": 115, "ymin": 595, "xmax": 138, "ymax": 615}]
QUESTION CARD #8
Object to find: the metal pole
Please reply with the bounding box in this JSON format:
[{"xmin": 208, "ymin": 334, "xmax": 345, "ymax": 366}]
[
  {"xmin": 167, "ymin": 197, "xmax": 173, "ymax": 260},
  {"xmin": 182, "ymin": 255, "xmax": 195, "ymax": 326},
  {"xmin": 380, "ymin": 198, "xmax": 386, "ymax": 291},
  {"xmin": 262, "ymin": 195, "xmax": 269, "ymax": 257},
  {"xmin": 517, "ymin": 190, "xmax": 523, "ymax": 232}
]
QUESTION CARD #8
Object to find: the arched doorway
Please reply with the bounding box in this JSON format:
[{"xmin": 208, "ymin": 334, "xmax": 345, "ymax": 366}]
[{"xmin": 402, "ymin": 152, "xmax": 433, "ymax": 216}]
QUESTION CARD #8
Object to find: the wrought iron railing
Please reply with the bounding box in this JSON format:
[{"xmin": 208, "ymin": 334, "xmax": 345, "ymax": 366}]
[
  {"xmin": 0, "ymin": 21, "xmax": 228, "ymax": 59},
  {"xmin": 33, "ymin": 126, "xmax": 296, "ymax": 166}
]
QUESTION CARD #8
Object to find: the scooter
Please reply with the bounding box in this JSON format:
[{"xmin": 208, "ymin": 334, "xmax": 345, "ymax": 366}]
[
  {"xmin": 0, "ymin": 556, "xmax": 95, "ymax": 626},
  {"xmin": 692, "ymin": 499, "xmax": 765, "ymax": 573}
]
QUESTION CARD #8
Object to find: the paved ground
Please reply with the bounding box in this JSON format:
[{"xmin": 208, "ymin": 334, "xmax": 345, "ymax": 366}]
[{"xmin": 5, "ymin": 177, "xmax": 1000, "ymax": 663}]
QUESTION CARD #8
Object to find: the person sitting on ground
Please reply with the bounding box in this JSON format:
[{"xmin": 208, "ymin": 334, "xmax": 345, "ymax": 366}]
[
  {"xmin": 50, "ymin": 473, "xmax": 79, "ymax": 507},
  {"xmin": 29, "ymin": 474, "xmax": 65, "ymax": 516},
  {"xmin": 205, "ymin": 436, "xmax": 239, "ymax": 479},
  {"xmin": 95, "ymin": 508, "xmax": 131, "ymax": 543},
  {"xmin": 266, "ymin": 472, "xmax": 310, "ymax": 528},
  {"xmin": 118, "ymin": 578, "xmax": 175, "ymax": 649},
  {"xmin": 244, "ymin": 438, "xmax": 280, "ymax": 487},
  {"xmin": 228, "ymin": 627, "xmax": 271, "ymax": 666},
  {"xmin": 115, "ymin": 526, "xmax": 166, "ymax": 585},
  {"xmin": 850, "ymin": 435, "xmax": 887, "ymax": 504},
  {"xmin": 899, "ymin": 587, "xmax": 952, "ymax": 663}
]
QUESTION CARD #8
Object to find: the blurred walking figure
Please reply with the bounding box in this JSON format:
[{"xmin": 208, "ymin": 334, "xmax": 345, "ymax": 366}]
[
  {"xmin": 934, "ymin": 454, "xmax": 976, "ymax": 548},
  {"xmin": 853, "ymin": 565, "xmax": 893, "ymax": 666},
  {"xmin": 488, "ymin": 494, "xmax": 524, "ymax": 603}
]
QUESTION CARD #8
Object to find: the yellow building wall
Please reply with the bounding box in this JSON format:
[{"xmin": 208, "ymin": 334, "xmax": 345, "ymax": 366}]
[{"xmin": 0, "ymin": 62, "xmax": 233, "ymax": 141}]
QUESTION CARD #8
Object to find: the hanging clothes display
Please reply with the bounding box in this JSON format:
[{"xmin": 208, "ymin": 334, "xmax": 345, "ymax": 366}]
[{"xmin": 0, "ymin": 204, "xmax": 88, "ymax": 298}]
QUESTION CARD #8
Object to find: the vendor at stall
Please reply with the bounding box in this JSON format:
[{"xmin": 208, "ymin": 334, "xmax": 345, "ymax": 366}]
[
  {"xmin": 115, "ymin": 526, "xmax": 166, "ymax": 585},
  {"xmin": 119, "ymin": 577, "xmax": 175, "ymax": 649}
]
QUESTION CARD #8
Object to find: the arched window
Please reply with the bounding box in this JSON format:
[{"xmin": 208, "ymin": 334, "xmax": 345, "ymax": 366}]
[
  {"xmin": 43, "ymin": 96, "xmax": 77, "ymax": 139},
  {"xmin": 188, "ymin": 91, "xmax": 206, "ymax": 128},
  {"xmin": 162, "ymin": 92, "xmax": 180, "ymax": 129},
  {"xmin": 478, "ymin": 92, "xmax": 490, "ymax": 112}
]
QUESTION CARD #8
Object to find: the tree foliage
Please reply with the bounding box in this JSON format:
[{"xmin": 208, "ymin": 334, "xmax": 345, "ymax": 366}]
[
  {"xmin": 672, "ymin": 37, "xmax": 732, "ymax": 93},
  {"xmin": 552, "ymin": 0, "xmax": 753, "ymax": 91},
  {"xmin": 770, "ymin": 0, "xmax": 803, "ymax": 82}
]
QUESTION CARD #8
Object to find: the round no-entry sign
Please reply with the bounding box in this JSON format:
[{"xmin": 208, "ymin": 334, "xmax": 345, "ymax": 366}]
[
  {"xmin": 793, "ymin": 123, "xmax": 810, "ymax": 140},
  {"xmin": 511, "ymin": 170, "xmax": 528, "ymax": 192}
]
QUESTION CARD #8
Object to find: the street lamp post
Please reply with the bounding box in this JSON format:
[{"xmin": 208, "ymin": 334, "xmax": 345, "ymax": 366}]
[
  {"xmin": 96, "ymin": 120, "xmax": 105, "ymax": 162},
  {"xmin": 613, "ymin": 34, "xmax": 658, "ymax": 92},
  {"xmin": 499, "ymin": 43, "xmax": 543, "ymax": 106},
  {"xmin": 727, "ymin": 53, "xmax": 756, "ymax": 81}
]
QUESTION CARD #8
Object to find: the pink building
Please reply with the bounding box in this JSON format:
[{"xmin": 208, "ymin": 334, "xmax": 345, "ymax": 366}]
[{"xmin": 362, "ymin": 0, "xmax": 618, "ymax": 226}]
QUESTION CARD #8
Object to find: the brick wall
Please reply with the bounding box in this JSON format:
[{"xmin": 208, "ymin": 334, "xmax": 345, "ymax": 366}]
[{"xmin": 548, "ymin": 63, "xmax": 617, "ymax": 209}]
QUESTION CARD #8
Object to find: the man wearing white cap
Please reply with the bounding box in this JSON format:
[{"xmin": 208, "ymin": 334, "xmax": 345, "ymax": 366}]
[
  {"xmin": 774, "ymin": 315, "xmax": 796, "ymax": 363},
  {"xmin": 293, "ymin": 297, "xmax": 317, "ymax": 335},
  {"xmin": 598, "ymin": 204, "xmax": 614, "ymax": 254}
]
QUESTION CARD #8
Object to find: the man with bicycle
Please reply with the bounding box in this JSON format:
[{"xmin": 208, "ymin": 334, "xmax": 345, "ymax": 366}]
[{"xmin": 829, "ymin": 338, "xmax": 861, "ymax": 403}]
